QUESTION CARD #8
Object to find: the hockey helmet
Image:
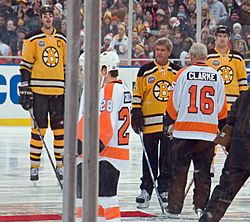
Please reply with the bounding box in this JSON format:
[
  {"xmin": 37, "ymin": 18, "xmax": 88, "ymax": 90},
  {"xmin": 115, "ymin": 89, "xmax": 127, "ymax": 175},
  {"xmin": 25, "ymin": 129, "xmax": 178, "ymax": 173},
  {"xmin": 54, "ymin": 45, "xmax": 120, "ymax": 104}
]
[
  {"xmin": 40, "ymin": 4, "xmax": 54, "ymax": 16},
  {"xmin": 100, "ymin": 51, "xmax": 120, "ymax": 73},
  {"xmin": 215, "ymin": 25, "xmax": 230, "ymax": 36}
]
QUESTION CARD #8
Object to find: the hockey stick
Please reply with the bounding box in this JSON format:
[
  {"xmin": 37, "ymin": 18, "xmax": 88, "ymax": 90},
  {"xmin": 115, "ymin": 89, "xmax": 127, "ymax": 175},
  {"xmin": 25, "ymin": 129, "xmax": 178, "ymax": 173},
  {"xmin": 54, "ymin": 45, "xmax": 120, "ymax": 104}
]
[
  {"xmin": 139, "ymin": 131, "xmax": 165, "ymax": 214},
  {"xmin": 29, "ymin": 109, "xmax": 63, "ymax": 190}
]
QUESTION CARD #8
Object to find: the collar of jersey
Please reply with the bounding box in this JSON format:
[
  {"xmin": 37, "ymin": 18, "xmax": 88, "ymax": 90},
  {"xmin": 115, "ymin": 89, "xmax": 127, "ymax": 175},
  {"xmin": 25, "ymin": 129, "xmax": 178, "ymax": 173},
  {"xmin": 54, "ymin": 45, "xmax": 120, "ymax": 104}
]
[
  {"xmin": 154, "ymin": 59, "xmax": 169, "ymax": 72},
  {"xmin": 214, "ymin": 47, "xmax": 230, "ymax": 57}
]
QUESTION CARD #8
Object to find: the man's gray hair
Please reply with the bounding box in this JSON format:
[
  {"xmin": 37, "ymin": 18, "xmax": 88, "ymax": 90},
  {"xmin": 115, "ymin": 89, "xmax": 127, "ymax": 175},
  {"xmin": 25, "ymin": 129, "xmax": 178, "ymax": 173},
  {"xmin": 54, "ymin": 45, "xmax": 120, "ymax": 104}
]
[
  {"xmin": 155, "ymin": 37, "xmax": 173, "ymax": 52},
  {"xmin": 189, "ymin": 43, "xmax": 207, "ymax": 60}
]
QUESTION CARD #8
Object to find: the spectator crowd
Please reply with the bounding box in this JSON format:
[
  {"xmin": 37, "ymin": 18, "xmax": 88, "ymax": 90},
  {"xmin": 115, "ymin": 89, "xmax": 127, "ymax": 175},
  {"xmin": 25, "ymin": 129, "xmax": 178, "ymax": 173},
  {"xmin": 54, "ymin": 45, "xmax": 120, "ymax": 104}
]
[{"xmin": 0, "ymin": 0, "xmax": 250, "ymax": 66}]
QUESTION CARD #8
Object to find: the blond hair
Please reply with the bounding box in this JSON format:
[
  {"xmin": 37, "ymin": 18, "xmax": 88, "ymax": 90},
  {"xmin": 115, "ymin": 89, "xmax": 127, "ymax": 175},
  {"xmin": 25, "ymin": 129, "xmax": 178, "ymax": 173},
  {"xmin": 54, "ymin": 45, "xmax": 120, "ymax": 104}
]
[{"xmin": 155, "ymin": 37, "xmax": 173, "ymax": 52}]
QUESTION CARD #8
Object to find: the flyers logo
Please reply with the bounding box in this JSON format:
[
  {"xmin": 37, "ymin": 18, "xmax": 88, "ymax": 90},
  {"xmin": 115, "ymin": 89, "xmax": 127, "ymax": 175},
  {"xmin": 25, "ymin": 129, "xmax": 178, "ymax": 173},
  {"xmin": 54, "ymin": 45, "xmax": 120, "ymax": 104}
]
[
  {"xmin": 42, "ymin": 46, "xmax": 59, "ymax": 67},
  {"xmin": 153, "ymin": 80, "xmax": 172, "ymax": 101},
  {"xmin": 217, "ymin": 66, "xmax": 233, "ymax": 84}
]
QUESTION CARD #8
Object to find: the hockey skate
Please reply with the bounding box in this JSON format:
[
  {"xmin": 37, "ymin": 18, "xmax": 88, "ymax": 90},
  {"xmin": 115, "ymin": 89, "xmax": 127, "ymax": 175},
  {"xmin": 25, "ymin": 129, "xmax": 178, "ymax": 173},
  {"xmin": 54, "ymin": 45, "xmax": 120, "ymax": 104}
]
[
  {"xmin": 136, "ymin": 190, "xmax": 151, "ymax": 209},
  {"xmin": 30, "ymin": 167, "xmax": 39, "ymax": 186},
  {"xmin": 159, "ymin": 192, "xmax": 168, "ymax": 208},
  {"xmin": 56, "ymin": 166, "xmax": 64, "ymax": 181},
  {"xmin": 194, "ymin": 207, "xmax": 204, "ymax": 219}
]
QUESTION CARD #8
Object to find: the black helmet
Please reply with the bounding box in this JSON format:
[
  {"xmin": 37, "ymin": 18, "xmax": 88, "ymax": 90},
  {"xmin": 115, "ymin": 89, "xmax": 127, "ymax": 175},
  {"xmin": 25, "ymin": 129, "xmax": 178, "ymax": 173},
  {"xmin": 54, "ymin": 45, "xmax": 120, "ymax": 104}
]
[
  {"xmin": 40, "ymin": 4, "xmax": 54, "ymax": 16},
  {"xmin": 215, "ymin": 25, "xmax": 230, "ymax": 36}
]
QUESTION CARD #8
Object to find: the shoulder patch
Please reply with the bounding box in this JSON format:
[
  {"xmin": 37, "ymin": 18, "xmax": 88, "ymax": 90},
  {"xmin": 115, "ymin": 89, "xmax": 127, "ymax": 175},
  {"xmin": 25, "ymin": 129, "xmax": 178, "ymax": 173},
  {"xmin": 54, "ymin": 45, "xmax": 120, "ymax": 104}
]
[{"xmin": 124, "ymin": 91, "xmax": 132, "ymax": 103}]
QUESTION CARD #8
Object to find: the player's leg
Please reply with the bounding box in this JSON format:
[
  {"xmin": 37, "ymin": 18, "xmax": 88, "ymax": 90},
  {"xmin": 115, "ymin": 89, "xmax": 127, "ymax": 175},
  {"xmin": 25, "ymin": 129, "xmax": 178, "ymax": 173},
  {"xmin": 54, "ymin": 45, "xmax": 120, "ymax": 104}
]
[
  {"xmin": 30, "ymin": 93, "xmax": 49, "ymax": 181},
  {"xmin": 49, "ymin": 95, "xmax": 64, "ymax": 180},
  {"xmin": 158, "ymin": 132, "xmax": 172, "ymax": 206},
  {"xmin": 167, "ymin": 138, "xmax": 193, "ymax": 217},
  {"xmin": 99, "ymin": 160, "xmax": 121, "ymax": 222},
  {"xmin": 136, "ymin": 133, "xmax": 159, "ymax": 208},
  {"xmin": 199, "ymin": 166, "xmax": 249, "ymax": 222},
  {"xmin": 192, "ymin": 140, "xmax": 214, "ymax": 218}
]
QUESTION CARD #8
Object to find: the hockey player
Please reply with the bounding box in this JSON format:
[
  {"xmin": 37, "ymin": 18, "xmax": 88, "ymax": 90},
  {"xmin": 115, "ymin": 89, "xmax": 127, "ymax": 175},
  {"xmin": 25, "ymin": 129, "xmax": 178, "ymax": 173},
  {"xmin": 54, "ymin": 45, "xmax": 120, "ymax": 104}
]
[
  {"xmin": 19, "ymin": 5, "xmax": 67, "ymax": 181},
  {"xmin": 76, "ymin": 51, "xmax": 131, "ymax": 222},
  {"xmin": 207, "ymin": 25, "xmax": 248, "ymax": 179},
  {"xmin": 165, "ymin": 43, "xmax": 227, "ymax": 219},
  {"xmin": 207, "ymin": 25, "xmax": 248, "ymax": 112},
  {"xmin": 199, "ymin": 89, "xmax": 250, "ymax": 222},
  {"xmin": 132, "ymin": 37, "xmax": 181, "ymax": 208}
]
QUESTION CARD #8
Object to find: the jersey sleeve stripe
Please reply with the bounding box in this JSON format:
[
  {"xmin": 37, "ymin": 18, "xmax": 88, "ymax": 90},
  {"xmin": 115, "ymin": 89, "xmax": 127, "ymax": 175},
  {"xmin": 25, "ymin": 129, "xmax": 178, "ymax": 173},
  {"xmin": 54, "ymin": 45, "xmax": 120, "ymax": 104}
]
[{"xmin": 132, "ymin": 96, "xmax": 142, "ymax": 104}]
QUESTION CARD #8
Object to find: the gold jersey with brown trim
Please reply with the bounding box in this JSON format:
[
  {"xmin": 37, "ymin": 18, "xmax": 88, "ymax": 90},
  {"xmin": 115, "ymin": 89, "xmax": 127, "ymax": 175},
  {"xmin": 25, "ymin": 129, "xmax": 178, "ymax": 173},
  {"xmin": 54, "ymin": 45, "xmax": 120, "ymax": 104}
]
[
  {"xmin": 207, "ymin": 48, "xmax": 248, "ymax": 111},
  {"xmin": 132, "ymin": 60, "xmax": 181, "ymax": 134},
  {"xmin": 20, "ymin": 28, "xmax": 67, "ymax": 95}
]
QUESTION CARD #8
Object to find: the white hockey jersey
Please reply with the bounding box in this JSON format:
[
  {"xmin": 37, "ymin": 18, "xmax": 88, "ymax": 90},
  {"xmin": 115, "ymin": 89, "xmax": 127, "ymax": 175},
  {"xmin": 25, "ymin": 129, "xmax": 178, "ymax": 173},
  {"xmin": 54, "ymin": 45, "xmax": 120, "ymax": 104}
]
[
  {"xmin": 166, "ymin": 63, "xmax": 227, "ymax": 141},
  {"xmin": 77, "ymin": 79, "xmax": 131, "ymax": 172}
]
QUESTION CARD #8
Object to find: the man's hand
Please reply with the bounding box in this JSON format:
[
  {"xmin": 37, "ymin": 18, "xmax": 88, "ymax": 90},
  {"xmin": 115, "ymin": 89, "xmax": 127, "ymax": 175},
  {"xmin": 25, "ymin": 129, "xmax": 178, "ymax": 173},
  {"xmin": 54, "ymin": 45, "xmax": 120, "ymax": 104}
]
[
  {"xmin": 131, "ymin": 108, "xmax": 144, "ymax": 134},
  {"xmin": 19, "ymin": 85, "xmax": 33, "ymax": 110}
]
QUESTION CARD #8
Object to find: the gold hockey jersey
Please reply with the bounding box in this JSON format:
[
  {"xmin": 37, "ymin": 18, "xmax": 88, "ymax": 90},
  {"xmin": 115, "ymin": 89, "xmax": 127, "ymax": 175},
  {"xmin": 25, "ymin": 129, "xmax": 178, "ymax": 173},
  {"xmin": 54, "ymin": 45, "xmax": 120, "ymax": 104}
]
[
  {"xmin": 132, "ymin": 60, "xmax": 180, "ymax": 134},
  {"xmin": 207, "ymin": 48, "xmax": 248, "ymax": 111},
  {"xmin": 20, "ymin": 28, "xmax": 67, "ymax": 95}
]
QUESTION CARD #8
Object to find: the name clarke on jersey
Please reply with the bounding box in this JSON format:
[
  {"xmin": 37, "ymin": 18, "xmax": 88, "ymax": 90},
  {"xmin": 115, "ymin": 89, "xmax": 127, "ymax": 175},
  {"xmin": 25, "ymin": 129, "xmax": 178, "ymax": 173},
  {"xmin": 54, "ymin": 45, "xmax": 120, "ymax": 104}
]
[{"xmin": 187, "ymin": 71, "xmax": 217, "ymax": 81}]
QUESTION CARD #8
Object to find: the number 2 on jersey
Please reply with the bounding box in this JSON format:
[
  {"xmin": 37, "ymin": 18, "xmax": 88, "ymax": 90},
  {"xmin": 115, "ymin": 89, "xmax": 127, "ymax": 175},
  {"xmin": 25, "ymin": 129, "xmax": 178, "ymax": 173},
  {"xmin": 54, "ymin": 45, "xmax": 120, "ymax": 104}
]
[
  {"xmin": 188, "ymin": 85, "xmax": 215, "ymax": 115},
  {"xmin": 118, "ymin": 107, "xmax": 130, "ymax": 145}
]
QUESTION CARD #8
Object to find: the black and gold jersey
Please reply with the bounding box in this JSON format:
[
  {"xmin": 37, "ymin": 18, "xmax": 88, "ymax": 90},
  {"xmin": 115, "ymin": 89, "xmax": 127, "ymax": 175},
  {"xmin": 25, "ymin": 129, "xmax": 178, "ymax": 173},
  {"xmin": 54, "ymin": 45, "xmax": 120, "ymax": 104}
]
[
  {"xmin": 207, "ymin": 48, "xmax": 248, "ymax": 111},
  {"xmin": 132, "ymin": 60, "xmax": 180, "ymax": 134},
  {"xmin": 20, "ymin": 28, "xmax": 67, "ymax": 95}
]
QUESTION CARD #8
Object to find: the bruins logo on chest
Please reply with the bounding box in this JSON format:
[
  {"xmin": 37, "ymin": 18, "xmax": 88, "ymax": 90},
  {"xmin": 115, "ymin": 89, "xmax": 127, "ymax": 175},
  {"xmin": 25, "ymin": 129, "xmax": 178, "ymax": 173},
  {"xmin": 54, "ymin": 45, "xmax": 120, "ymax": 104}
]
[
  {"xmin": 153, "ymin": 80, "xmax": 172, "ymax": 101},
  {"xmin": 42, "ymin": 46, "xmax": 59, "ymax": 67},
  {"xmin": 217, "ymin": 65, "xmax": 233, "ymax": 84}
]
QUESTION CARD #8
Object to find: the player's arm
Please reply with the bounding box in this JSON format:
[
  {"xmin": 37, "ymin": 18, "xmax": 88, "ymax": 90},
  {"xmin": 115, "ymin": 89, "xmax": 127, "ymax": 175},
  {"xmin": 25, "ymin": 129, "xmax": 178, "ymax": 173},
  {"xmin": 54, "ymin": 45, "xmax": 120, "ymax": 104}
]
[
  {"xmin": 19, "ymin": 38, "xmax": 35, "ymax": 110},
  {"xmin": 99, "ymin": 84, "xmax": 114, "ymax": 150},
  {"xmin": 131, "ymin": 68, "xmax": 144, "ymax": 134},
  {"xmin": 236, "ymin": 55, "xmax": 248, "ymax": 93},
  {"xmin": 226, "ymin": 92, "xmax": 244, "ymax": 127}
]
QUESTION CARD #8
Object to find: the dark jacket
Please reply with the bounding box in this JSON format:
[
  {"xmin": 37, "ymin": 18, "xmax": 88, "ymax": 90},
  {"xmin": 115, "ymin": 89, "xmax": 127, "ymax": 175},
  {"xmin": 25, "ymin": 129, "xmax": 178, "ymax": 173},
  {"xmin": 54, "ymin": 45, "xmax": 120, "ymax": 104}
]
[{"xmin": 226, "ymin": 89, "xmax": 250, "ymax": 170}]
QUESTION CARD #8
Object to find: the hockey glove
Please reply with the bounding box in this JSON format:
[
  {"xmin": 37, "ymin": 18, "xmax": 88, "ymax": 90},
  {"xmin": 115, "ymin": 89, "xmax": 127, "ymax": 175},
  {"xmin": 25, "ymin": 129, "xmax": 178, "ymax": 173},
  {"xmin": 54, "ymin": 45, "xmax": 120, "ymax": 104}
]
[
  {"xmin": 131, "ymin": 108, "xmax": 144, "ymax": 134},
  {"xmin": 19, "ymin": 85, "xmax": 33, "ymax": 110},
  {"xmin": 214, "ymin": 124, "xmax": 233, "ymax": 150}
]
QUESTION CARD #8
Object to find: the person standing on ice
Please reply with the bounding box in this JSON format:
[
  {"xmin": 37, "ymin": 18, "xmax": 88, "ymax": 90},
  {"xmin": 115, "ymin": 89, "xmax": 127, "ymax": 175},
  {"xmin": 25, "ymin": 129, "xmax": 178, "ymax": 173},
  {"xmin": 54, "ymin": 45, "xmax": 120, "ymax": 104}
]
[
  {"xmin": 131, "ymin": 37, "xmax": 181, "ymax": 209},
  {"xmin": 76, "ymin": 51, "xmax": 132, "ymax": 222},
  {"xmin": 165, "ymin": 43, "xmax": 227, "ymax": 219},
  {"xmin": 19, "ymin": 4, "xmax": 67, "ymax": 182}
]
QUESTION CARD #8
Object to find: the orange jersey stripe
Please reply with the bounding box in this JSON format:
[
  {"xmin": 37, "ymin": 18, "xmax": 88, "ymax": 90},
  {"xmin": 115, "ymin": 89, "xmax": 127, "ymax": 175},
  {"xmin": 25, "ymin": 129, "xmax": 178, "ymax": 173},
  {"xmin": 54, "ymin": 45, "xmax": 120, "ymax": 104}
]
[
  {"xmin": 218, "ymin": 96, "xmax": 228, "ymax": 120},
  {"xmin": 99, "ymin": 146, "xmax": 129, "ymax": 160},
  {"xmin": 105, "ymin": 206, "xmax": 121, "ymax": 220},
  {"xmin": 166, "ymin": 90, "xmax": 178, "ymax": 120},
  {"xmin": 174, "ymin": 121, "xmax": 218, "ymax": 134},
  {"xmin": 99, "ymin": 83, "xmax": 114, "ymax": 146},
  {"xmin": 166, "ymin": 66, "xmax": 191, "ymax": 120},
  {"xmin": 98, "ymin": 205, "xmax": 105, "ymax": 217},
  {"xmin": 77, "ymin": 116, "xmax": 84, "ymax": 141}
]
